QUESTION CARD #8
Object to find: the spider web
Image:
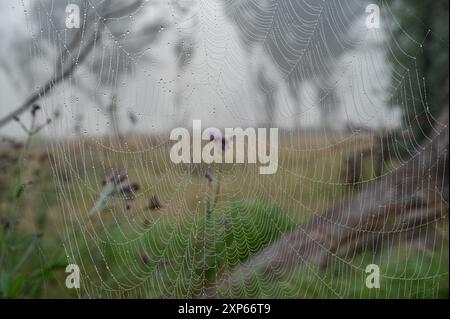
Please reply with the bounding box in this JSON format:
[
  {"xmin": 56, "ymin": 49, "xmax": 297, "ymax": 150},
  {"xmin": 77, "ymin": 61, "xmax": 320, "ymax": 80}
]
[{"xmin": 17, "ymin": 0, "xmax": 449, "ymax": 298}]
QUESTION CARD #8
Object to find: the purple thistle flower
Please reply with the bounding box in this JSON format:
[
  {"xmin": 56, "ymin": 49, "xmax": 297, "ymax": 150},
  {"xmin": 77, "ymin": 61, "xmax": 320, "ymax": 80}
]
[
  {"xmin": 209, "ymin": 132, "xmax": 229, "ymax": 151},
  {"xmin": 222, "ymin": 218, "xmax": 231, "ymax": 226},
  {"xmin": 209, "ymin": 132, "xmax": 222, "ymax": 141},
  {"xmin": 31, "ymin": 104, "xmax": 41, "ymax": 116},
  {"xmin": 91, "ymin": 172, "xmax": 138, "ymax": 216},
  {"xmin": 204, "ymin": 169, "xmax": 213, "ymax": 183}
]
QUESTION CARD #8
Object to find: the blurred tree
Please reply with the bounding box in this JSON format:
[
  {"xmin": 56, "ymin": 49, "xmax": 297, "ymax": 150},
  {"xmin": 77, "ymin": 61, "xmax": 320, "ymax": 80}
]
[
  {"xmin": 221, "ymin": 0, "xmax": 365, "ymax": 128},
  {"xmin": 31, "ymin": 0, "xmax": 165, "ymax": 137},
  {"xmin": 172, "ymin": 1, "xmax": 198, "ymax": 126},
  {"xmin": 0, "ymin": 0, "xmax": 166, "ymax": 131},
  {"xmin": 383, "ymin": 0, "xmax": 449, "ymax": 139}
]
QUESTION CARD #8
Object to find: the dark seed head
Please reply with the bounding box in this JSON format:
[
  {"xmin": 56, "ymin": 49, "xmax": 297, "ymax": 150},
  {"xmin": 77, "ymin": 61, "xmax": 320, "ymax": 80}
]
[
  {"xmin": 119, "ymin": 182, "xmax": 140, "ymax": 196},
  {"xmin": 103, "ymin": 172, "xmax": 128, "ymax": 185},
  {"xmin": 0, "ymin": 217, "xmax": 19, "ymax": 232},
  {"xmin": 148, "ymin": 195, "xmax": 162, "ymax": 210},
  {"xmin": 31, "ymin": 104, "xmax": 41, "ymax": 116},
  {"xmin": 130, "ymin": 182, "xmax": 140, "ymax": 192},
  {"xmin": 0, "ymin": 217, "xmax": 10, "ymax": 231},
  {"xmin": 157, "ymin": 259, "xmax": 172, "ymax": 267},
  {"xmin": 141, "ymin": 254, "xmax": 150, "ymax": 265},
  {"xmin": 128, "ymin": 111, "xmax": 138, "ymax": 125}
]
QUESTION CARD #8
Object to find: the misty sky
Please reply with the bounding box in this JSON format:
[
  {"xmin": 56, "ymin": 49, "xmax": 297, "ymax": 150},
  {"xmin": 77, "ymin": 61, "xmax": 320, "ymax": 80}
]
[{"xmin": 0, "ymin": 0, "xmax": 401, "ymax": 139}]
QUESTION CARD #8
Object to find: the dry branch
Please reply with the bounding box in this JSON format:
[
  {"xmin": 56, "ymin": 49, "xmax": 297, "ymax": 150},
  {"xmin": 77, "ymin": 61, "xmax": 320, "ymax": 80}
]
[
  {"xmin": 0, "ymin": 0, "xmax": 143, "ymax": 129},
  {"xmin": 206, "ymin": 106, "xmax": 449, "ymax": 297}
]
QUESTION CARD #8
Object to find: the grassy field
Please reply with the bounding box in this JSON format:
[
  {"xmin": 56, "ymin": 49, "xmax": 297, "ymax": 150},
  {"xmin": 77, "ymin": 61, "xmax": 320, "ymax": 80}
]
[{"xmin": 0, "ymin": 133, "xmax": 448, "ymax": 298}]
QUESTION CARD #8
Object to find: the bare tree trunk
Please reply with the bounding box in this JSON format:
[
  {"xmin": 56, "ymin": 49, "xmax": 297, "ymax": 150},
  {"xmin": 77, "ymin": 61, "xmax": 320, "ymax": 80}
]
[
  {"xmin": 206, "ymin": 105, "xmax": 449, "ymax": 297},
  {"xmin": 257, "ymin": 67, "xmax": 276, "ymax": 129},
  {"xmin": 318, "ymin": 83, "xmax": 338, "ymax": 130},
  {"xmin": 107, "ymin": 95, "xmax": 122, "ymax": 142}
]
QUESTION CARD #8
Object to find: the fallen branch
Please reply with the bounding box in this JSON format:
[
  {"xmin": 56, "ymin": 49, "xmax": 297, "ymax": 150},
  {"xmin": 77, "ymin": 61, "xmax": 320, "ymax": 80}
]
[{"xmin": 206, "ymin": 106, "xmax": 449, "ymax": 297}]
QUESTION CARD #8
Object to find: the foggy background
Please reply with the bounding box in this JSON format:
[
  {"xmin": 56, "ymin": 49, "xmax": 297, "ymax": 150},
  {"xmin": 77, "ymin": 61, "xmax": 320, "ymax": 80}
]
[
  {"xmin": 0, "ymin": 0, "xmax": 447, "ymax": 300},
  {"xmin": 0, "ymin": 0, "xmax": 401, "ymax": 139}
]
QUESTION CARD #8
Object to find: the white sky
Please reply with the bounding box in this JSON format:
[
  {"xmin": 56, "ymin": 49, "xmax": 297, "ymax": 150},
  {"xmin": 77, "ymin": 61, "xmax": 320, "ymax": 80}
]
[{"xmin": 0, "ymin": 1, "xmax": 401, "ymax": 139}]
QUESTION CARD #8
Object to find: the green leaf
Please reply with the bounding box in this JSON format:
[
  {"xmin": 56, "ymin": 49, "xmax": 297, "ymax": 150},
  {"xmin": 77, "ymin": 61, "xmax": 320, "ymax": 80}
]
[
  {"xmin": 7, "ymin": 275, "xmax": 24, "ymax": 298},
  {"xmin": 0, "ymin": 272, "xmax": 11, "ymax": 298},
  {"xmin": 31, "ymin": 260, "xmax": 67, "ymax": 278},
  {"xmin": 10, "ymin": 234, "xmax": 35, "ymax": 250},
  {"xmin": 15, "ymin": 183, "xmax": 26, "ymax": 199}
]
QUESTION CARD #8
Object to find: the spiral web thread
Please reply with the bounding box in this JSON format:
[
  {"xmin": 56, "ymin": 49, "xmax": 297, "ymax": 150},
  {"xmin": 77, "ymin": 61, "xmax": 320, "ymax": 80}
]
[{"xmin": 21, "ymin": 0, "xmax": 449, "ymax": 298}]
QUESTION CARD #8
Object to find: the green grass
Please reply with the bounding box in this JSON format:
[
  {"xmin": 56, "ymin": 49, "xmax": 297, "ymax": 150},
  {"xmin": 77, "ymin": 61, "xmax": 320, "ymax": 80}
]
[
  {"xmin": 0, "ymin": 135, "xmax": 448, "ymax": 298},
  {"xmin": 216, "ymin": 240, "xmax": 449, "ymax": 298},
  {"xmin": 68, "ymin": 201, "xmax": 297, "ymax": 298},
  {"xmin": 65, "ymin": 199, "xmax": 448, "ymax": 299}
]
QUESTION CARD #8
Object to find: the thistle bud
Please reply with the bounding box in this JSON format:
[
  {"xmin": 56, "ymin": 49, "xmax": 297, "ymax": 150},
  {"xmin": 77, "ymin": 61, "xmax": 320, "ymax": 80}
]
[
  {"xmin": 148, "ymin": 195, "xmax": 162, "ymax": 210},
  {"xmin": 31, "ymin": 104, "xmax": 41, "ymax": 116}
]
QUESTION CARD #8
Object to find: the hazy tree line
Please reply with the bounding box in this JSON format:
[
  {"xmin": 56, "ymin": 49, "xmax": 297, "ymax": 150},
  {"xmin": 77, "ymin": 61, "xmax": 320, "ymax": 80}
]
[
  {"xmin": 0, "ymin": 0, "xmax": 447, "ymax": 138},
  {"xmin": 382, "ymin": 0, "xmax": 449, "ymax": 139}
]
